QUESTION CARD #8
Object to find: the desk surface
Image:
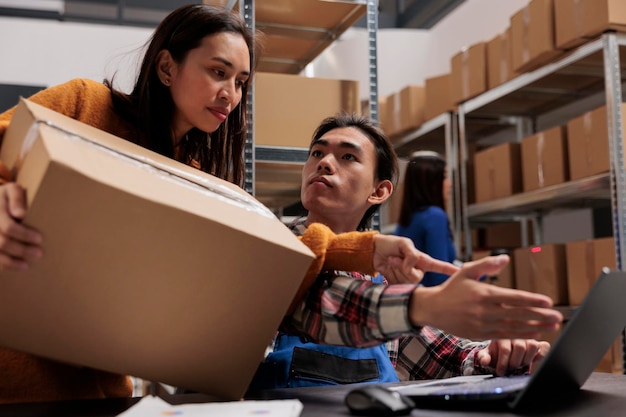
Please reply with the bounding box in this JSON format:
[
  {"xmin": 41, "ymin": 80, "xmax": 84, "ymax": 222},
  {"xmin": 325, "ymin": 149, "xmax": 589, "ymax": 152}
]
[{"xmin": 0, "ymin": 372, "xmax": 625, "ymax": 417}]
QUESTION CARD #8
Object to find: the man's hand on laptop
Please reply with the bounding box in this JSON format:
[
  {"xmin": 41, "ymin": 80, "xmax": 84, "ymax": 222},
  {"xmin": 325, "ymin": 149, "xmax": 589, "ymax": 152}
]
[
  {"xmin": 408, "ymin": 254, "xmax": 564, "ymax": 340},
  {"xmin": 478, "ymin": 338, "xmax": 551, "ymax": 376}
]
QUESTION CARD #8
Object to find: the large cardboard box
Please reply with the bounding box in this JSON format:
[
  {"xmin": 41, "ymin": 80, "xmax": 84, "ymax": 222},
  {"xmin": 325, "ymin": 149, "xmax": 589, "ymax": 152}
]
[
  {"xmin": 566, "ymin": 104, "xmax": 626, "ymax": 180},
  {"xmin": 424, "ymin": 73, "xmax": 454, "ymax": 121},
  {"xmin": 254, "ymin": 72, "xmax": 360, "ymax": 147},
  {"xmin": 474, "ymin": 142, "xmax": 522, "ymax": 203},
  {"xmin": 565, "ymin": 237, "xmax": 616, "ymax": 305},
  {"xmin": 450, "ymin": 42, "xmax": 487, "ymax": 104},
  {"xmin": 514, "ymin": 244, "xmax": 568, "ymax": 305},
  {"xmin": 521, "ymin": 125, "xmax": 569, "ymax": 192},
  {"xmin": 0, "ymin": 99, "xmax": 315, "ymax": 399},
  {"xmin": 555, "ymin": 0, "xmax": 626, "ymax": 50},
  {"xmin": 510, "ymin": 0, "xmax": 563, "ymax": 73}
]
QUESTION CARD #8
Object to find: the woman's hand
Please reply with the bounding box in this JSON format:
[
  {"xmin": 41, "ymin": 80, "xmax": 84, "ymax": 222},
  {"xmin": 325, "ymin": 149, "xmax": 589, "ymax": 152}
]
[
  {"xmin": 0, "ymin": 183, "xmax": 42, "ymax": 270},
  {"xmin": 408, "ymin": 255, "xmax": 563, "ymax": 340},
  {"xmin": 372, "ymin": 234, "xmax": 459, "ymax": 284}
]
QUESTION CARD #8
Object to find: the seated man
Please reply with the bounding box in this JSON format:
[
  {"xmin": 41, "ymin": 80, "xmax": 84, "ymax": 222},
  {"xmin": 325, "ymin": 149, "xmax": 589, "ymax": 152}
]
[{"xmin": 249, "ymin": 113, "xmax": 559, "ymax": 391}]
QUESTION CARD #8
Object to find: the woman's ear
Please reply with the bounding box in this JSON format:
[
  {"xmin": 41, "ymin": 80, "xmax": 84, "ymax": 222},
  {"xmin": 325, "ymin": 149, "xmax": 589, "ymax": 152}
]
[
  {"xmin": 156, "ymin": 50, "xmax": 174, "ymax": 86},
  {"xmin": 368, "ymin": 179, "xmax": 393, "ymax": 205}
]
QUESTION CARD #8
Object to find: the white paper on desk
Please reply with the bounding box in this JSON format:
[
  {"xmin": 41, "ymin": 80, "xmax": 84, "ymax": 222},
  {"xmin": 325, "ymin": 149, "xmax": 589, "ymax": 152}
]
[{"xmin": 116, "ymin": 396, "xmax": 303, "ymax": 417}]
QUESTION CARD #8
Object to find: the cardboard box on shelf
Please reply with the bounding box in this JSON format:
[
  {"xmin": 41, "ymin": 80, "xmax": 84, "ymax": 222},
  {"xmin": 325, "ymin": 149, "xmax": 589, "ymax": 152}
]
[
  {"xmin": 0, "ymin": 99, "xmax": 315, "ymax": 400},
  {"xmin": 473, "ymin": 142, "xmax": 522, "ymax": 203},
  {"xmin": 381, "ymin": 90, "xmax": 402, "ymax": 138},
  {"xmin": 566, "ymin": 103, "xmax": 626, "ymax": 180},
  {"xmin": 510, "ymin": 0, "xmax": 563, "ymax": 73},
  {"xmin": 450, "ymin": 42, "xmax": 487, "ymax": 104},
  {"xmin": 486, "ymin": 28, "xmax": 518, "ymax": 90},
  {"xmin": 395, "ymin": 84, "xmax": 426, "ymax": 138},
  {"xmin": 424, "ymin": 73, "xmax": 454, "ymax": 121},
  {"xmin": 254, "ymin": 72, "xmax": 360, "ymax": 148},
  {"xmin": 521, "ymin": 125, "xmax": 569, "ymax": 192},
  {"xmin": 565, "ymin": 237, "xmax": 616, "ymax": 305},
  {"xmin": 555, "ymin": 0, "xmax": 626, "ymax": 50},
  {"xmin": 483, "ymin": 221, "xmax": 534, "ymax": 249},
  {"xmin": 513, "ymin": 244, "xmax": 568, "ymax": 305}
]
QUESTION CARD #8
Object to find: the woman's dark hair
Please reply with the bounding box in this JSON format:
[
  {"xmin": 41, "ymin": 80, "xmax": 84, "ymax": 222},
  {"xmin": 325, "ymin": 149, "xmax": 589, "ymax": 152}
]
[
  {"xmin": 310, "ymin": 112, "xmax": 399, "ymax": 231},
  {"xmin": 398, "ymin": 151, "xmax": 447, "ymax": 227},
  {"xmin": 106, "ymin": 4, "xmax": 262, "ymax": 186}
]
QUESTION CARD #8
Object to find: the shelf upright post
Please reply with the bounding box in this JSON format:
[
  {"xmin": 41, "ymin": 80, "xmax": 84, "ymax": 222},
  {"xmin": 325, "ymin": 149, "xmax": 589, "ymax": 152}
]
[
  {"xmin": 366, "ymin": 0, "xmax": 381, "ymax": 231},
  {"xmin": 446, "ymin": 112, "xmax": 462, "ymax": 253},
  {"xmin": 242, "ymin": 0, "xmax": 255, "ymax": 197},
  {"xmin": 603, "ymin": 32, "xmax": 626, "ymax": 272},
  {"xmin": 602, "ymin": 32, "xmax": 626, "ymax": 375},
  {"xmin": 457, "ymin": 106, "xmax": 471, "ymax": 260}
]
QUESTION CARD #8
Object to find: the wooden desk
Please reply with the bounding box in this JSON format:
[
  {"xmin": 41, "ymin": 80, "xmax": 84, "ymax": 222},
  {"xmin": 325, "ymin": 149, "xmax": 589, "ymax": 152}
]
[{"xmin": 0, "ymin": 372, "xmax": 625, "ymax": 416}]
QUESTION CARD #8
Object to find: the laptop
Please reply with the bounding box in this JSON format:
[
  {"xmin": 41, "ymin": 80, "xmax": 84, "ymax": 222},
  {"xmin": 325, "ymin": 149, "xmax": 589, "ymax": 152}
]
[{"xmin": 389, "ymin": 268, "xmax": 626, "ymax": 411}]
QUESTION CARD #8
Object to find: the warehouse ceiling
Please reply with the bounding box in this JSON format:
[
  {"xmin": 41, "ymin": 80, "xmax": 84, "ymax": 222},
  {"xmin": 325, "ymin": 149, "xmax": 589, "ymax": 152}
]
[{"xmin": 0, "ymin": 0, "xmax": 464, "ymax": 29}]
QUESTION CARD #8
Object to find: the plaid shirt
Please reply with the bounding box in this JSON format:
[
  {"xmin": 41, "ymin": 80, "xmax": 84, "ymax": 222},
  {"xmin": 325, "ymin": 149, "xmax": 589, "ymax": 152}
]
[{"xmin": 280, "ymin": 217, "xmax": 493, "ymax": 380}]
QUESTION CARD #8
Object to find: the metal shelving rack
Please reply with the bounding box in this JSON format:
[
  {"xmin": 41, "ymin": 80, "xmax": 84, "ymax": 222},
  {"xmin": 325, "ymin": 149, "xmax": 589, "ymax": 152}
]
[
  {"xmin": 457, "ymin": 32, "xmax": 626, "ymax": 269},
  {"xmin": 455, "ymin": 31, "xmax": 626, "ymax": 373}
]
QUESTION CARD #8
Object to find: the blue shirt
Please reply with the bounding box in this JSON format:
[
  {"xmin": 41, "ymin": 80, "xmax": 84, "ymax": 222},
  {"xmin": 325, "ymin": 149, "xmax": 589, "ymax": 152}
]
[{"xmin": 394, "ymin": 206, "xmax": 456, "ymax": 286}]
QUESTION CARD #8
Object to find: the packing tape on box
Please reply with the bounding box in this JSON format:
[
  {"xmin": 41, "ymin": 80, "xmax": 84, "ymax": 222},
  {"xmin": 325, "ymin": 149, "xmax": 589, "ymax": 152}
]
[{"xmin": 18, "ymin": 120, "xmax": 276, "ymax": 219}]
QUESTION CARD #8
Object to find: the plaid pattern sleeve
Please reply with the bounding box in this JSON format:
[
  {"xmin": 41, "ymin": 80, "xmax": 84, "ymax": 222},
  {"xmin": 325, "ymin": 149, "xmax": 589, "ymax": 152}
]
[
  {"xmin": 395, "ymin": 326, "xmax": 490, "ymax": 381},
  {"xmin": 280, "ymin": 272, "xmax": 419, "ymax": 347}
]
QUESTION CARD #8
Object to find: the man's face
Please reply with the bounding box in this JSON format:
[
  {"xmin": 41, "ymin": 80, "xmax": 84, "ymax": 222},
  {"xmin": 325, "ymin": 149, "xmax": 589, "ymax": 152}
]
[{"xmin": 301, "ymin": 127, "xmax": 379, "ymax": 220}]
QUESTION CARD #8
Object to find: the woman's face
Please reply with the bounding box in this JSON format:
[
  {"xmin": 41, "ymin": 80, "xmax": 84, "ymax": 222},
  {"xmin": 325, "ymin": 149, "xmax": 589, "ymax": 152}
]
[{"xmin": 165, "ymin": 32, "xmax": 251, "ymax": 141}]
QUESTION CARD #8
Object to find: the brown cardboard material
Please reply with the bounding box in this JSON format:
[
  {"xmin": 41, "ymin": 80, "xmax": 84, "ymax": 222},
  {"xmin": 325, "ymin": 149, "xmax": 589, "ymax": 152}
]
[
  {"xmin": 566, "ymin": 104, "xmax": 626, "ymax": 180},
  {"xmin": 396, "ymin": 85, "xmax": 426, "ymax": 137},
  {"xmin": 554, "ymin": 0, "xmax": 591, "ymax": 49},
  {"xmin": 511, "ymin": 0, "xmax": 563, "ymax": 73},
  {"xmin": 486, "ymin": 29, "xmax": 517, "ymax": 89},
  {"xmin": 424, "ymin": 73, "xmax": 454, "ymax": 121},
  {"xmin": 450, "ymin": 42, "xmax": 487, "ymax": 104},
  {"xmin": 513, "ymin": 244, "xmax": 568, "ymax": 305},
  {"xmin": 521, "ymin": 125, "xmax": 569, "ymax": 192},
  {"xmin": 556, "ymin": 0, "xmax": 626, "ymax": 50},
  {"xmin": 565, "ymin": 237, "xmax": 616, "ymax": 305},
  {"xmin": 483, "ymin": 221, "xmax": 534, "ymax": 249},
  {"xmin": 0, "ymin": 99, "xmax": 315, "ymax": 400},
  {"xmin": 254, "ymin": 72, "xmax": 360, "ymax": 147},
  {"xmin": 473, "ymin": 142, "xmax": 522, "ymax": 203}
]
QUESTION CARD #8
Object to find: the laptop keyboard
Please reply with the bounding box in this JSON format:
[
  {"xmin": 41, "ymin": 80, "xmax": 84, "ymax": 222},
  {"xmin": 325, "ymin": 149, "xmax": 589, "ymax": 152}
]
[{"xmin": 430, "ymin": 375, "xmax": 530, "ymax": 395}]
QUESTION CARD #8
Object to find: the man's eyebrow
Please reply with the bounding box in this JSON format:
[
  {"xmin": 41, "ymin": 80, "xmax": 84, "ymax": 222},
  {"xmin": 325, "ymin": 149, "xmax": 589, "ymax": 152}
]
[{"xmin": 311, "ymin": 138, "xmax": 362, "ymax": 152}]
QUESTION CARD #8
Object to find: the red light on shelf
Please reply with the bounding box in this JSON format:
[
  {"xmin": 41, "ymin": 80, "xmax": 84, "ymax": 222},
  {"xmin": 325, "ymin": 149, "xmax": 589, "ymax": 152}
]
[{"xmin": 531, "ymin": 247, "xmax": 542, "ymax": 253}]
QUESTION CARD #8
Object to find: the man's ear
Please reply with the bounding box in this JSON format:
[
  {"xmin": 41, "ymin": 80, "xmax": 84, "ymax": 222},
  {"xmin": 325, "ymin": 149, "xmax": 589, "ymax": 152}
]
[
  {"xmin": 156, "ymin": 50, "xmax": 174, "ymax": 85},
  {"xmin": 368, "ymin": 179, "xmax": 393, "ymax": 205}
]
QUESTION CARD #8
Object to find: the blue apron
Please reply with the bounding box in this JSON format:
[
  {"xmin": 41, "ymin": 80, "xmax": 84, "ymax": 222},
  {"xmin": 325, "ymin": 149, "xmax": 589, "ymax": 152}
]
[{"xmin": 248, "ymin": 332, "xmax": 399, "ymax": 390}]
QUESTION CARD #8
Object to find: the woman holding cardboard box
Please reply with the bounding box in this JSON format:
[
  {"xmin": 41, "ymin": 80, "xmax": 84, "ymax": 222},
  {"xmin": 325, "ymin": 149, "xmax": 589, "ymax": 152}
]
[{"xmin": 0, "ymin": 4, "xmax": 451, "ymax": 404}]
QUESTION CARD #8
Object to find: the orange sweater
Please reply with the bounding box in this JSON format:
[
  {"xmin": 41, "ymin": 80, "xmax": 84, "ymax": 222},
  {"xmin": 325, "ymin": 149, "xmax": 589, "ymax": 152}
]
[{"xmin": 0, "ymin": 78, "xmax": 377, "ymax": 404}]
